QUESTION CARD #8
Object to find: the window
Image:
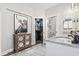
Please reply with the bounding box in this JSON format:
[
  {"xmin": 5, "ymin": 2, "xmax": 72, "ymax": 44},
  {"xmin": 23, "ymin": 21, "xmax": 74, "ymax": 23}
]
[{"xmin": 64, "ymin": 19, "xmax": 72, "ymax": 29}]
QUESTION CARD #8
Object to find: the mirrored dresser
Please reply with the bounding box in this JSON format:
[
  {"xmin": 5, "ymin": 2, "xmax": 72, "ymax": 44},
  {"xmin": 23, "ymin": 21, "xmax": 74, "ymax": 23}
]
[{"xmin": 14, "ymin": 33, "xmax": 31, "ymax": 52}]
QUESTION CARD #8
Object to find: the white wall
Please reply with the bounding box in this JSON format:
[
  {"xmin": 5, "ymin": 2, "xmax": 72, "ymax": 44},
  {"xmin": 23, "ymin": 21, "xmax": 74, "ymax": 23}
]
[
  {"xmin": 0, "ymin": 3, "xmax": 33, "ymax": 55},
  {"xmin": 45, "ymin": 3, "xmax": 79, "ymax": 38},
  {"xmin": 45, "ymin": 3, "xmax": 72, "ymax": 37},
  {"xmin": 0, "ymin": 3, "xmax": 46, "ymax": 55}
]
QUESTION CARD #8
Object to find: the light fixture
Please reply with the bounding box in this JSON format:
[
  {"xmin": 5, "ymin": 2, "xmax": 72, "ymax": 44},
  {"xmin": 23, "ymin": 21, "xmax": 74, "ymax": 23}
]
[
  {"xmin": 71, "ymin": 3, "xmax": 79, "ymax": 11},
  {"xmin": 68, "ymin": 3, "xmax": 79, "ymax": 14}
]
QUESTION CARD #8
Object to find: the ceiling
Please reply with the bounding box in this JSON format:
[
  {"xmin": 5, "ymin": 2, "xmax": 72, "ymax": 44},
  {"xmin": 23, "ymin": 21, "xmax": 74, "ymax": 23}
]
[
  {"xmin": 0, "ymin": 3, "xmax": 58, "ymax": 11},
  {"xmin": 25, "ymin": 3, "xmax": 58, "ymax": 10}
]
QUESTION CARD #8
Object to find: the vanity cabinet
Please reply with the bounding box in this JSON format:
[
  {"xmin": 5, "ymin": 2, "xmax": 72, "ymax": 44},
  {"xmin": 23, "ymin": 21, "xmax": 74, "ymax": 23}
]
[{"xmin": 14, "ymin": 33, "xmax": 31, "ymax": 52}]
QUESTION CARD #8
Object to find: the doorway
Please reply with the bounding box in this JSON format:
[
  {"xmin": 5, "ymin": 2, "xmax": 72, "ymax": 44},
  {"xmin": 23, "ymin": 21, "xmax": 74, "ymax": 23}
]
[{"xmin": 35, "ymin": 18, "xmax": 43, "ymax": 44}]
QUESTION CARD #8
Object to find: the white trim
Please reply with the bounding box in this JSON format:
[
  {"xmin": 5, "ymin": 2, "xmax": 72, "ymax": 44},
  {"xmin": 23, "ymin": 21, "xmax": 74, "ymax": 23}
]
[
  {"xmin": 31, "ymin": 41, "xmax": 35, "ymax": 45},
  {"xmin": 0, "ymin": 11, "xmax": 2, "ymax": 56},
  {"xmin": 1, "ymin": 48, "xmax": 13, "ymax": 56},
  {"xmin": 0, "ymin": 49, "xmax": 1, "ymax": 56}
]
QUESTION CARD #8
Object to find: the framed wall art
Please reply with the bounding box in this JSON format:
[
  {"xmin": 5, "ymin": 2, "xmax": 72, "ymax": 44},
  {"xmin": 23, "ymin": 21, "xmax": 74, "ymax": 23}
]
[
  {"xmin": 14, "ymin": 14, "xmax": 32, "ymax": 34},
  {"xmin": 47, "ymin": 16, "xmax": 57, "ymax": 38}
]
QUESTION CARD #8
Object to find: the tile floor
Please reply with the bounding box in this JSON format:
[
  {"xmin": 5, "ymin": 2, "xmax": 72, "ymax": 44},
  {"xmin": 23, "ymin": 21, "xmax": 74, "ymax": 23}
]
[{"xmin": 10, "ymin": 44, "xmax": 46, "ymax": 56}]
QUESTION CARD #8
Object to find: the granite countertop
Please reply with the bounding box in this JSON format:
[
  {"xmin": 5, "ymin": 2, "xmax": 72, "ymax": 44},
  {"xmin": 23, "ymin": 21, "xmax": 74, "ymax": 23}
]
[{"xmin": 45, "ymin": 37, "xmax": 79, "ymax": 48}]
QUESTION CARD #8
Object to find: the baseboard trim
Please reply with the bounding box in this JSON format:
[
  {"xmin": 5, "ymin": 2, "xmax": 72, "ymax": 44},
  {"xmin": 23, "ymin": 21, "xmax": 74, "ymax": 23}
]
[
  {"xmin": 1, "ymin": 48, "xmax": 13, "ymax": 56},
  {"xmin": 31, "ymin": 42, "xmax": 35, "ymax": 45}
]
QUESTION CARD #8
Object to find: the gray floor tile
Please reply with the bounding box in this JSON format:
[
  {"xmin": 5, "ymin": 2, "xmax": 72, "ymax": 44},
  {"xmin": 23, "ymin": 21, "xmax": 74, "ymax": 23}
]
[{"xmin": 10, "ymin": 44, "xmax": 46, "ymax": 56}]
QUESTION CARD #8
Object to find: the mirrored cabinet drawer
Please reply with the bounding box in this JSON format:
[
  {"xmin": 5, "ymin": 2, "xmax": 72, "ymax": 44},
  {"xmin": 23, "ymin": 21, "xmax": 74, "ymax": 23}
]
[
  {"xmin": 14, "ymin": 33, "xmax": 31, "ymax": 52},
  {"xmin": 25, "ymin": 35, "xmax": 30, "ymax": 40},
  {"xmin": 18, "ymin": 35, "xmax": 24, "ymax": 41}
]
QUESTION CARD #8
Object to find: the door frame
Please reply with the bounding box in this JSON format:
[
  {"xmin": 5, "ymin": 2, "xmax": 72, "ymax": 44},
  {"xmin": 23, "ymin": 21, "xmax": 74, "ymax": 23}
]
[
  {"xmin": 0, "ymin": 11, "xmax": 1, "ymax": 55},
  {"xmin": 34, "ymin": 18, "xmax": 44, "ymax": 44}
]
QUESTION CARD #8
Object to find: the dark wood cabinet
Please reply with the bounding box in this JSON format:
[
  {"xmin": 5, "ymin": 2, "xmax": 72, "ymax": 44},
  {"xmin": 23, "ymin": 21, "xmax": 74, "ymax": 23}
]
[{"xmin": 14, "ymin": 33, "xmax": 31, "ymax": 52}]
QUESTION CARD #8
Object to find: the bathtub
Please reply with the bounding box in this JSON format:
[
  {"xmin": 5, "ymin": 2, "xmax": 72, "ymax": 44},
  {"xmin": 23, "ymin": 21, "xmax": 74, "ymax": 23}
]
[
  {"xmin": 45, "ymin": 37, "xmax": 79, "ymax": 56},
  {"xmin": 46, "ymin": 37, "xmax": 72, "ymax": 44}
]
